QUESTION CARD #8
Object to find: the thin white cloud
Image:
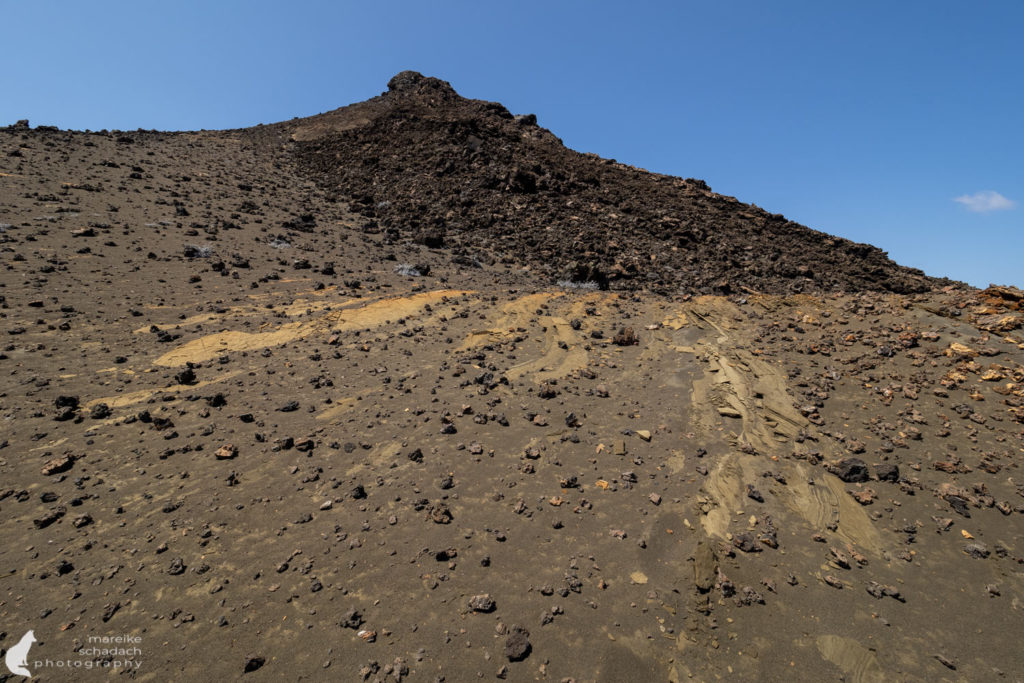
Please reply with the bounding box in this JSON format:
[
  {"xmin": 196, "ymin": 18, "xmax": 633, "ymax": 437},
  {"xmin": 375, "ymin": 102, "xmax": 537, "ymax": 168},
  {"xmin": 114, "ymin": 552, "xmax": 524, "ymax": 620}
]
[{"xmin": 954, "ymin": 190, "xmax": 1016, "ymax": 213}]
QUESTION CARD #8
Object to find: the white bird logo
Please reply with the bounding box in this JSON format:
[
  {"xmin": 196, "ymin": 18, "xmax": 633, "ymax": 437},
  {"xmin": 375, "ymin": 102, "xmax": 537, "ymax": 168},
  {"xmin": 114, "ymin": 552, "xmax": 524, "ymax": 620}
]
[{"xmin": 5, "ymin": 630, "xmax": 36, "ymax": 678}]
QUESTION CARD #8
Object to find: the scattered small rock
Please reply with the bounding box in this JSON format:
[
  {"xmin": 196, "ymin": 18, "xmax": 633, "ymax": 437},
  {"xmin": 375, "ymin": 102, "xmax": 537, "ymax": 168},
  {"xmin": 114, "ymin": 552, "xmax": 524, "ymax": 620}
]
[
  {"xmin": 244, "ymin": 655, "xmax": 265, "ymax": 673},
  {"xmin": 469, "ymin": 594, "xmax": 496, "ymax": 612},
  {"xmin": 504, "ymin": 626, "xmax": 531, "ymax": 661},
  {"xmin": 829, "ymin": 458, "xmax": 869, "ymax": 483}
]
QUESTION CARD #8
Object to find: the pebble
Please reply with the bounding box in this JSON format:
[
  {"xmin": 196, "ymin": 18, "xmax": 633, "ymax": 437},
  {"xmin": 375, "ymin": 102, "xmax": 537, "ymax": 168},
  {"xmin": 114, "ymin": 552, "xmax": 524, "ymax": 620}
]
[
  {"xmin": 468, "ymin": 594, "xmax": 496, "ymax": 612},
  {"xmin": 504, "ymin": 626, "xmax": 531, "ymax": 661},
  {"xmin": 243, "ymin": 655, "xmax": 265, "ymax": 673}
]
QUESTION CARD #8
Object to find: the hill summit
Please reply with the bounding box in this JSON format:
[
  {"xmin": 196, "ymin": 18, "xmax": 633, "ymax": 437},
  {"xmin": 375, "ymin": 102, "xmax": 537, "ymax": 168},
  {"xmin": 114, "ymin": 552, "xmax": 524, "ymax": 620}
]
[{"xmin": 277, "ymin": 71, "xmax": 945, "ymax": 294}]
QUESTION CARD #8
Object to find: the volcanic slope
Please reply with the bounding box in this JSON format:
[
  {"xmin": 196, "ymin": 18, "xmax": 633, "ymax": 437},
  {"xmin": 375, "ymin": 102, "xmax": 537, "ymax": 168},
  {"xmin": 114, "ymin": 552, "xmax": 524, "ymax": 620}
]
[
  {"xmin": 0, "ymin": 75, "xmax": 1022, "ymax": 683},
  {"xmin": 283, "ymin": 71, "xmax": 950, "ymax": 295}
]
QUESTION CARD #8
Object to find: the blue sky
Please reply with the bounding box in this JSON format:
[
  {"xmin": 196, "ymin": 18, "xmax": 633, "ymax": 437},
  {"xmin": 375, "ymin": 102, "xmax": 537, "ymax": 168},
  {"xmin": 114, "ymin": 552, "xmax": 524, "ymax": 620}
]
[{"xmin": 2, "ymin": 1, "xmax": 1020, "ymax": 288}]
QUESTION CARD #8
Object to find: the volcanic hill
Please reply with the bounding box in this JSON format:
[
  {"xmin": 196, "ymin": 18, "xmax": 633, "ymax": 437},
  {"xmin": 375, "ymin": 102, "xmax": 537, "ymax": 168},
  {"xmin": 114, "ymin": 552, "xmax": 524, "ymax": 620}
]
[{"xmin": 0, "ymin": 73, "xmax": 1021, "ymax": 682}]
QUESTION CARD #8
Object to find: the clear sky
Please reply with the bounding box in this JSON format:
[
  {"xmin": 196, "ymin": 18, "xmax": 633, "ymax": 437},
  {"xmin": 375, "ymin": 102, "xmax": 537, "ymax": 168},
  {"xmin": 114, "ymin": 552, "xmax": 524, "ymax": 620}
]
[{"xmin": 2, "ymin": 1, "xmax": 1020, "ymax": 288}]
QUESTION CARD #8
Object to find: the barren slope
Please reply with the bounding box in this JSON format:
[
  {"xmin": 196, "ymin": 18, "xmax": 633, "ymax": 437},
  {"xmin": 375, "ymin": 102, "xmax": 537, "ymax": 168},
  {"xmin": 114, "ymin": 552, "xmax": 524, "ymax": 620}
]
[{"xmin": 0, "ymin": 80, "xmax": 1022, "ymax": 683}]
